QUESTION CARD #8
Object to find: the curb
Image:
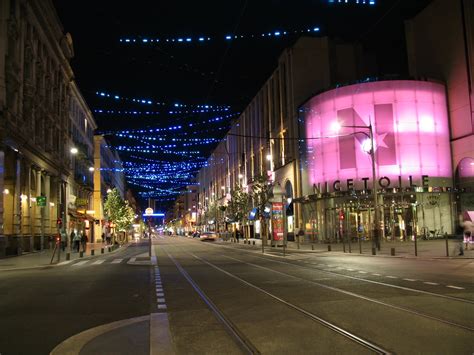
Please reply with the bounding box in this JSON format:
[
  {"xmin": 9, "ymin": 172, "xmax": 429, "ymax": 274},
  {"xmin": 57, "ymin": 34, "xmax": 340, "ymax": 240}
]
[{"xmin": 217, "ymin": 240, "xmax": 474, "ymax": 260}]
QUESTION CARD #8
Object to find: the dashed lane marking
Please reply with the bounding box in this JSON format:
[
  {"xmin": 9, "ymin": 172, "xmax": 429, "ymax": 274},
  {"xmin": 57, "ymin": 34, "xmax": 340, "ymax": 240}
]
[
  {"xmin": 424, "ymin": 282, "xmax": 439, "ymax": 285},
  {"xmin": 403, "ymin": 278, "xmax": 417, "ymax": 282},
  {"xmin": 447, "ymin": 285, "xmax": 465, "ymax": 290},
  {"xmin": 386, "ymin": 276, "xmax": 398, "ymax": 279},
  {"xmin": 111, "ymin": 259, "xmax": 123, "ymax": 264}
]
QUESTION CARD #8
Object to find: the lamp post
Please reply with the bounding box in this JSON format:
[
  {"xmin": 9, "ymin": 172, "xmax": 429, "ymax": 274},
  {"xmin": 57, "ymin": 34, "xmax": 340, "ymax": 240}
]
[{"xmin": 333, "ymin": 119, "xmax": 380, "ymax": 253}]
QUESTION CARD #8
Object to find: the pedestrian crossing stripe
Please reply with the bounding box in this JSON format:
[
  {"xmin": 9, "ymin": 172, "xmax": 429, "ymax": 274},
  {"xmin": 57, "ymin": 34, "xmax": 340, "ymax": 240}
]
[
  {"xmin": 111, "ymin": 259, "xmax": 123, "ymax": 264},
  {"xmin": 92, "ymin": 260, "xmax": 105, "ymax": 265},
  {"xmin": 72, "ymin": 260, "xmax": 89, "ymax": 266}
]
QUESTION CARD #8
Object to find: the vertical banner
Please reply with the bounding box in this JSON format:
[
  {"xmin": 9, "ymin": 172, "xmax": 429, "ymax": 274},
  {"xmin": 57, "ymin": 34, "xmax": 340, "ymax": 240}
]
[{"xmin": 272, "ymin": 202, "xmax": 283, "ymax": 241}]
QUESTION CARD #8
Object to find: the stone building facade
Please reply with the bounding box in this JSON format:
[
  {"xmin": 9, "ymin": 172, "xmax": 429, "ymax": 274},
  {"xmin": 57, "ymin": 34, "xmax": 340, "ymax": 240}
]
[{"xmin": 0, "ymin": 0, "xmax": 96, "ymax": 256}]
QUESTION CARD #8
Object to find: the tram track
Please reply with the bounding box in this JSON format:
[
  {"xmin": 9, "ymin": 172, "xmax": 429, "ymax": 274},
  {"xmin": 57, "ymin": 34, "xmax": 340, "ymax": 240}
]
[
  {"xmin": 202, "ymin": 239, "xmax": 474, "ymax": 304},
  {"xmin": 161, "ymin": 243, "xmax": 391, "ymax": 354},
  {"xmin": 219, "ymin": 254, "xmax": 474, "ymax": 333}
]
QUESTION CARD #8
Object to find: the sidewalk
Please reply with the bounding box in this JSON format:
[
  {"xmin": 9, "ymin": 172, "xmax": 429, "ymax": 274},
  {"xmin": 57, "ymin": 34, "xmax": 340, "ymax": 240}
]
[
  {"xmin": 220, "ymin": 237, "xmax": 474, "ymax": 259},
  {"xmin": 0, "ymin": 242, "xmax": 127, "ymax": 271}
]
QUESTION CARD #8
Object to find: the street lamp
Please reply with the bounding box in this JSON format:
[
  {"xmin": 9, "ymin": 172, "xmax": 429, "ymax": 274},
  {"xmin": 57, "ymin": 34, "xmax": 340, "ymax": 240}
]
[
  {"xmin": 70, "ymin": 147, "xmax": 78, "ymax": 154},
  {"xmin": 332, "ymin": 119, "xmax": 380, "ymax": 252}
]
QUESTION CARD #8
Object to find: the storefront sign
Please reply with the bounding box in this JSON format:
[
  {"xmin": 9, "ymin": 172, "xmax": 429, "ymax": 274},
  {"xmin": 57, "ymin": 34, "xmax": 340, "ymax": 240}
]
[
  {"xmin": 272, "ymin": 202, "xmax": 283, "ymax": 241},
  {"xmin": 313, "ymin": 175, "xmax": 430, "ymax": 193}
]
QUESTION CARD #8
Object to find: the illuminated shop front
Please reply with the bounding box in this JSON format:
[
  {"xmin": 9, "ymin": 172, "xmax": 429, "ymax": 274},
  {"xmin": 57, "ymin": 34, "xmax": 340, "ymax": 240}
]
[{"xmin": 298, "ymin": 80, "xmax": 455, "ymax": 242}]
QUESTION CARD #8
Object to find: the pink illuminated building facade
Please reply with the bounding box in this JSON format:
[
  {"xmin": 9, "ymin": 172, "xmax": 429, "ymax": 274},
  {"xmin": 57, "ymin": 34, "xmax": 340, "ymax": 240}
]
[{"xmin": 299, "ymin": 80, "xmax": 456, "ymax": 242}]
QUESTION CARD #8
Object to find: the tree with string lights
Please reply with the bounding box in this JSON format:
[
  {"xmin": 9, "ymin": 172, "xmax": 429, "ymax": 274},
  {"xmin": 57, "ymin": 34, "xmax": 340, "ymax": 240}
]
[{"xmin": 104, "ymin": 188, "xmax": 135, "ymax": 243}]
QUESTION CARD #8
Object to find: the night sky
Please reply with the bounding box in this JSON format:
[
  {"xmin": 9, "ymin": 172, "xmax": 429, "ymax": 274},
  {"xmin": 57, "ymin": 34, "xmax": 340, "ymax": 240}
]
[{"xmin": 52, "ymin": 0, "xmax": 433, "ymax": 210}]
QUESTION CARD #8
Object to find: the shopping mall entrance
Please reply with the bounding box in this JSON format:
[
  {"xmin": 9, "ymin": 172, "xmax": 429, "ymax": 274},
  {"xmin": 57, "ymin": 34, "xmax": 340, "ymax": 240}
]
[{"xmin": 301, "ymin": 190, "xmax": 455, "ymax": 243}]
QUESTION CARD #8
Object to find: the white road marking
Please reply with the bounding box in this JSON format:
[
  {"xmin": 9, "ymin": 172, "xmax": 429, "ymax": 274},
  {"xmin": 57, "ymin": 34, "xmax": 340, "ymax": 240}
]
[
  {"xmin": 57, "ymin": 260, "xmax": 73, "ymax": 265},
  {"xmin": 372, "ymin": 273, "xmax": 381, "ymax": 276},
  {"xmin": 92, "ymin": 260, "xmax": 105, "ymax": 265},
  {"xmin": 386, "ymin": 276, "xmax": 398, "ymax": 279},
  {"xmin": 424, "ymin": 282, "xmax": 439, "ymax": 285},
  {"xmin": 403, "ymin": 278, "xmax": 416, "ymax": 282},
  {"xmin": 358, "ymin": 271, "xmax": 367, "ymax": 274},
  {"xmin": 72, "ymin": 261, "xmax": 89, "ymax": 266},
  {"xmin": 157, "ymin": 298, "xmax": 166, "ymax": 303},
  {"xmin": 346, "ymin": 268, "xmax": 354, "ymax": 271},
  {"xmin": 157, "ymin": 293, "xmax": 164, "ymax": 297},
  {"xmin": 111, "ymin": 259, "xmax": 123, "ymax": 264},
  {"xmin": 447, "ymin": 285, "xmax": 465, "ymax": 290},
  {"xmin": 157, "ymin": 304, "xmax": 167, "ymax": 309},
  {"xmin": 129, "ymin": 257, "xmax": 136, "ymax": 262}
]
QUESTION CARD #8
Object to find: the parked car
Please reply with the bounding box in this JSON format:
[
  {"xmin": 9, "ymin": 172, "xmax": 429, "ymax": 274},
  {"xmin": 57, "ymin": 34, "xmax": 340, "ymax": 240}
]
[{"xmin": 199, "ymin": 232, "xmax": 218, "ymax": 241}]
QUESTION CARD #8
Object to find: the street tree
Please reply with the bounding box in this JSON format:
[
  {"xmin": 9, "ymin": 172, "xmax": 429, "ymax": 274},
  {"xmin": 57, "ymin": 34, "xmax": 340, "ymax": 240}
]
[
  {"xmin": 104, "ymin": 188, "xmax": 135, "ymax": 241},
  {"xmin": 250, "ymin": 174, "xmax": 273, "ymax": 244},
  {"xmin": 227, "ymin": 183, "xmax": 250, "ymax": 236}
]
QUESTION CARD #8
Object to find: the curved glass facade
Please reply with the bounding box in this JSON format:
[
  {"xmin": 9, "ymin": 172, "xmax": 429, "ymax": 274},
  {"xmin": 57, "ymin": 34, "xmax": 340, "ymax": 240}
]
[{"xmin": 299, "ymin": 81, "xmax": 455, "ymax": 242}]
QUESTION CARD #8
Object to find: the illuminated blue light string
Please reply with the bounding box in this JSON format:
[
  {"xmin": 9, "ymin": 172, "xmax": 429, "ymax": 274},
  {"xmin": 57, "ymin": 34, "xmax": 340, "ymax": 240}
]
[
  {"xmin": 119, "ymin": 26, "xmax": 320, "ymax": 45},
  {"xmin": 95, "ymin": 91, "xmax": 231, "ymax": 110}
]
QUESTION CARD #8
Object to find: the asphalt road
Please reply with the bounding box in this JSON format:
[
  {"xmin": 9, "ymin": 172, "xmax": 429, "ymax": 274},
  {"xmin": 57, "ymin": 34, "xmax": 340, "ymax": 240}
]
[
  {"xmin": 0, "ymin": 236, "xmax": 472, "ymax": 354},
  {"xmin": 158, "ymin": 236, "xmax": 473, "ymax": 354},
  {"xmin": 0, "ymin": 242, "xmax": 154, "ymax": 355}
]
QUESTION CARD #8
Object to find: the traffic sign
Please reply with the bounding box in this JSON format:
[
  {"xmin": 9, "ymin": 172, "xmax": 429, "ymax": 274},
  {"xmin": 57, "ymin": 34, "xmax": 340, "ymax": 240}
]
[{"xmin": 37, "ymin": 196, "xmax": 46, "ymax": 207}]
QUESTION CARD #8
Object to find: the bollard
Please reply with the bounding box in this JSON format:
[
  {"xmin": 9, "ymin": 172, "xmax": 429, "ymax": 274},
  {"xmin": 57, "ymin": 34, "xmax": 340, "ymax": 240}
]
[
  {"xmin": 253, "ymin": 241, "xmax": 255, "ymax": 245},
  {"xmin": 445, "ymin": 234, "xmax": 449, "ymax": 257},
  {"xmin": 101, "ymin": 248, "xmax": 104, "ymax": 254},
  {"xmin": 79, "ymin": 251, "xmax": 84, "ymax": 258},
  {"xmin": 391, "ymin": 247, "xmax": 395, "ymax": 256},
  {"xmin": 372, "ymin": 247, "xmax": 376, "ymax": 255},
  {"xmin": 108, "ymin": 247, "xmax": 111, "ymax": 252},
  {"xmin": 312, "ymin": 244, "xmax": 314, "ymax": 250},
  {"xmin": 91, "ymin": 249, "xmax": 95, "ymax": 256},
  {"xmin": 327, "ymin": 245, "xmax": 331, "ymax": 252},
  {"xmin": 414, "ymin": 234, "xmax": 418, "ymax": 257},
  {"xmin": 66, "ymin": 252, "xmax": 70, "ymax": 260}
]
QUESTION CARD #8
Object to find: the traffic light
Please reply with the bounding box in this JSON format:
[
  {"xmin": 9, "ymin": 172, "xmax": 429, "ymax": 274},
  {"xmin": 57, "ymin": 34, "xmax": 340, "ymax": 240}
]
[{"xmin": 339, "ymin": 210, "xmax": 345, "ymax": 220}]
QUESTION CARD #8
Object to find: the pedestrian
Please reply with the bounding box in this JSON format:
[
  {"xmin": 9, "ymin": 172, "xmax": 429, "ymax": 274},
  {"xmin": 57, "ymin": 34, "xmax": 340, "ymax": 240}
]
[
  {"xmin": 236, "ymin": 228, "xmax": 240, "ymax": 242},
  {"xmin": 101, "ymin": 232, "xmax": 105, "ymax": 244},
  {"xmin": 298, "ymin": 225, "xmax": 305, "ymax": 243},
  {"xmin": 81, "ymin": 232, "xmax": 88, "ymax": 252},
  {"xmin": 463, "ymin": 220, "xmax": 472, "ymax": 251},
  {"xmin": 60, "ymin": 229, "xmax": 67, "ymax": 251},
  {"xmin": 106, "ymin": 232, "xmax": 111, "ymax": 245},
  {"xmin": 72, "ymin": 231, "xmax": 80, "ymax": 252}
]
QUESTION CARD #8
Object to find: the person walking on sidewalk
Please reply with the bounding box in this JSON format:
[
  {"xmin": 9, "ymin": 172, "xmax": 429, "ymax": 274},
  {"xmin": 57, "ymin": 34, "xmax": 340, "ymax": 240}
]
[
  {"xmin": 463, "ymin": 220, "xmax": 472, "ymax": 251},
  {"xmin": 60, "ymin": 229, "xmax": 67, "ymax": 252},
  {"xmin": 81, "ymin": 232, "xmax": 88, "ymax": 252},
  {"xmin": 72, "ymin": 231, "xmax": 80, "ymax": 252}
]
